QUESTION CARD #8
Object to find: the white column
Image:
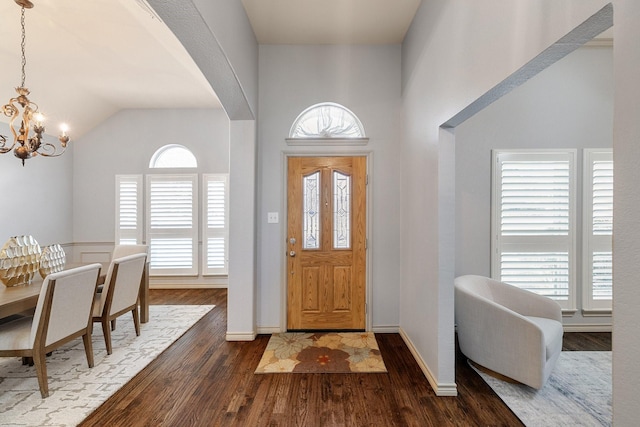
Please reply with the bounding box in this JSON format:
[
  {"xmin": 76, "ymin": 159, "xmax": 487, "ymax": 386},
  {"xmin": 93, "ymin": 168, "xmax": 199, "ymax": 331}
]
[
  {"xmin": 226, "ymin": 120, "xmax": 257, "ymax": 341},
  {"xmin": 436, "ymin": 127, "xmax": 457, "ymax": 396}
]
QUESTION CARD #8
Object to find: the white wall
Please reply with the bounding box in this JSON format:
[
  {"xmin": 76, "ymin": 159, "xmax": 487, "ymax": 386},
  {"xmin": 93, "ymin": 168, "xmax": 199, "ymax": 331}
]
[
  {"xmin": 150, "ymin": 0, "xmax": 260, "ymax": 337},
  {"xmin": 401, "ymin": 0, "xmax": 610, "ymax": 395},
  {"xmin": 71, "ymin": 108, "xmax": 229, "ymax": 282},
  {"xmin": 257, "ymin": 44, "xmax": 402, "ymax": 332},
  {"xmin": 612, "ymin": 0, "xmax": 640, "ymax": 423},
  {"xmin": 455, "ymin": 46, "xmax": 613, "ymax": 328},
  {"xmin": 147, "ymin": 0, "xmax": 258, "ymax": 120},
  {"xmin": 0, "ymin": 123, "xmax": 74, "ymax": 248},
  {"xmin": 192, "ymin": 0, "xmax": 259, "ymax": 118}
]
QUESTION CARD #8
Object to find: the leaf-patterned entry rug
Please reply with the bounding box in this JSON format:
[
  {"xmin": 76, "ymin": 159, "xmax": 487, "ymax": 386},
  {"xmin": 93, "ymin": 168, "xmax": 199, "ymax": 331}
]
[{"xmin": 255, "ymin": 332, "xmax": 387, "ymax": 373}]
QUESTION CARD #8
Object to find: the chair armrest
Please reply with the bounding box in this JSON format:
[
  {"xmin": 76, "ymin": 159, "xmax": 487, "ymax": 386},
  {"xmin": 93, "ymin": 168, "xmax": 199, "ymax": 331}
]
[{"xmin": 490, "ymin": 280, "xmax": 563, "ymax": 323}]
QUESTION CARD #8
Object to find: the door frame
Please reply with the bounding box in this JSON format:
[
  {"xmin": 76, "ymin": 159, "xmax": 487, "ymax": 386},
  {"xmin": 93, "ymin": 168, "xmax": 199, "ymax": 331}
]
[{"xmin": 280, "ymin": 150, "xmax": 373, "ymax": 332}]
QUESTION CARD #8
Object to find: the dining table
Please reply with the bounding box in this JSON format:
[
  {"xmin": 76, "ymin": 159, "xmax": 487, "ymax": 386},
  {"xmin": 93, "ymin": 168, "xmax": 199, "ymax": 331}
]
[{"xmin": 0, "ymin": 262, "xmax": 149, "ymax": 323}]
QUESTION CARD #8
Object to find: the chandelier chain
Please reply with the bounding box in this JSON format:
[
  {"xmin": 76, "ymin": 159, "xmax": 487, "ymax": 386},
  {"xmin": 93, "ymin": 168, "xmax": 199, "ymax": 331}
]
[{"xmin": 20, "ymin": 6, "xmax": 27, "ymax": 88}]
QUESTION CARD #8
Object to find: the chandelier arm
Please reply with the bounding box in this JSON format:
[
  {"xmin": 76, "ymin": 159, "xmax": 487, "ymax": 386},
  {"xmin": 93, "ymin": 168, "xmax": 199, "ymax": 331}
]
[
  {"xmin": 35, "ymin": 142, "xmax": 67, "ymax": 157},
  {"xmin": 4, "ymin": 98, "xmax": 22, "ymax": 143},
  {"xmin": 1, "ymin": 101, "xmax": 18, "ymax": 153},
  {"xmin": 0, "ymin": 135, "xmax": 16, "ymax": 154}
]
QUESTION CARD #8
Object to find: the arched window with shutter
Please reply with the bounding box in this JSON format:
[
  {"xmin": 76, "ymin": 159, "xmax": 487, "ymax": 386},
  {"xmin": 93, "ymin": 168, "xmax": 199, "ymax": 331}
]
[
  {"xmin": 149, "ymin": 144, "xmax": 198, "ymax": 168},
  {"xmin": 287, "ymin": 102, "xmax": 368, "ymax": 145}
]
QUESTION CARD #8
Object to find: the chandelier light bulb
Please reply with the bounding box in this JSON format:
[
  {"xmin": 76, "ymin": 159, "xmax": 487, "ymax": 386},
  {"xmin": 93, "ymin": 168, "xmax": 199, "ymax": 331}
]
[{"xmin": 33, "ymin": 112, "xmax": 44, "ymax": 126}]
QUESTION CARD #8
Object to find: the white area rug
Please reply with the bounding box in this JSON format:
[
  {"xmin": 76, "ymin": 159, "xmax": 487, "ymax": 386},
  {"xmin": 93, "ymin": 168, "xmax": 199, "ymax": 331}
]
[
  {"xmin": 0, "ymin": 304, "xmax": 214, "ymax": 427},
  {"xmin": 474, "ymin": 351, "xmax": 611, "ymax": 427}
]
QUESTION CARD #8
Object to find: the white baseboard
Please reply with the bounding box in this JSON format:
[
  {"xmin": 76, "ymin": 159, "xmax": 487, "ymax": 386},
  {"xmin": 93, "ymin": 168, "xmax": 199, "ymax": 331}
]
[
  {"xmin": 372, "ymin": 325, "xmax": 400, "ymax": 333},
  {"xmin": 399, "ymin": 327, "xmax": 458, "ymax": 397},
  {"xmin": 254, "ymin": 326, "xmax": 401, "ymax": 335},
  {"xmin": 151, "ymin": 275, "xmax": 228, "ymax": 288},
  {"xmin": 150, "ymin": 283, "xmax": 227, "ymax": 289},
  {"xmin": 257, "ymin": 327, "xmax": 282, "ymax": 335},
  {"xmin": 226, "ymin": 332, "xmax": 257, "ymax": 341},
  {"xmin": 563, "ymin": 323, "xmax": 612, "ymax": 333}
]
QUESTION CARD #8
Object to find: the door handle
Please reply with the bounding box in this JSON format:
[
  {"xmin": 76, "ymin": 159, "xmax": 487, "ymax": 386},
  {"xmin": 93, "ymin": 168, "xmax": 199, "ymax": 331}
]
[{"xmin": 289, "ymin": 251, "xmax": 296, "ymax": 257}]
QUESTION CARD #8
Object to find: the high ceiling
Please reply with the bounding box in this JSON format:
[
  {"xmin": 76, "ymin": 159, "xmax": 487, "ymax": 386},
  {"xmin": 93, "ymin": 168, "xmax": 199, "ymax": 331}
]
[
  {"xmin": 241, "ymin": 0, "xmax": 421, "ymax": 44},
  {"xmin": 0, "ymin": 0, "xmax": 609, "ymax": 140},
  {"xmin": 0, "ymin": 0, "xmax": 220, "ymax": 137},
  {"xmin": 0, "ymin": 0, "xmax": 420, "ymax": 138}
]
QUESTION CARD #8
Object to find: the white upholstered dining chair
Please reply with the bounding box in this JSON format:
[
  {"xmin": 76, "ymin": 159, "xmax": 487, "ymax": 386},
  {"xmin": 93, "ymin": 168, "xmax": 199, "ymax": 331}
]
[
  {"xmin": 92, "ymin": 253, "xmax": 147, "ymax": 355},
  {"xmin": 111, "ymin": 244, "xmax": 148, "ymax": 260},
  {"xmin": 0, "ymin": 263, "xmax": 102, "ymax": 397},
  {"xmin": 107, "ymin": 244, "xmax": 149, "ymax": 328}
]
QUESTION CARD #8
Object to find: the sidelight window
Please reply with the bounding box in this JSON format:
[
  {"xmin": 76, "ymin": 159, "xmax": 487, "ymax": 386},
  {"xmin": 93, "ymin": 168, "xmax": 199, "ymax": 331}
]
[
  {"xmin": 582, "ymin": 149, "xmax": 613, "ymax": 312},
  {"xmin": 303, "ymin": 172, "xmax": 321, "ymax": 249},
  {"xmin": 333, "ymin": 171, "xmax": 351, "ymax": 249},
  {"xmin": 115, "ymin": 175, "xmax": 143, "ymax": 245}
]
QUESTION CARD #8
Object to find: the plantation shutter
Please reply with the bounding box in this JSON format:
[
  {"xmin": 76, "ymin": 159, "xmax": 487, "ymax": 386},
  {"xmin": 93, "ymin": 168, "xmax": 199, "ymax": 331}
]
[
  {"xmin": 146, "ymin": 174, "xmax": 198, "ymax": 275},
  {"xmin": 203, "ymin": 174, "xmax": 229, "ymax": 275},
  {"xmin": 115, "ymin": 175, "xmax": 143, "ymax": 245},
  {"xmin": 583, "ymin": 149, "xmax": 613, "ymax": 311},
  {"xmin": 492, "ymin": 150, "xmax": 576, "ymax": 310}
]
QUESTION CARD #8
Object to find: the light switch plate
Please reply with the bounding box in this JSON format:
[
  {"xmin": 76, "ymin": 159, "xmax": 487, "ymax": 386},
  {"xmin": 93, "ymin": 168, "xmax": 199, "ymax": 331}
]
[{"xmin": 267, "ymin": 212, "xmax": 279, "ymax": 223}]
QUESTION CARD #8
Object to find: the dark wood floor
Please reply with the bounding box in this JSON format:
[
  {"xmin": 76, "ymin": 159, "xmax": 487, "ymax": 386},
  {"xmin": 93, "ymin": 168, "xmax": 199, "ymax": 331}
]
[{"xmin": 79, "ymin": 289, "xmax": 611, "ymax": 427}]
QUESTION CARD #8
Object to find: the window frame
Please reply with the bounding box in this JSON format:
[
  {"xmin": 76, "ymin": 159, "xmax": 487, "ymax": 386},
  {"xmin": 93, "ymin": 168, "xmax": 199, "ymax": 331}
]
[
  {"xmin": 145, "ymin": 173, "xmax": 198, "ymax": 276},
  {"xmin": 582, "ymin": 148, "xmax": 613, "ymax": 313},
  {"xmin": 202, "ymin": 174, "xmax": 229, "ymax": 276},
  {"xmin": 286, "ymin": 102, "xmax": 369, "ymax": 146},
  {"xmin": 491, "ymin": 149, "xmax": 578, "ymax": 311},
  {"xmin": 115, "ymin": 175, "xmax": 143, "ymax": 245},
  {"xmin": 149, "ymin": 144, "xmax": 198, "ymax": 168}
]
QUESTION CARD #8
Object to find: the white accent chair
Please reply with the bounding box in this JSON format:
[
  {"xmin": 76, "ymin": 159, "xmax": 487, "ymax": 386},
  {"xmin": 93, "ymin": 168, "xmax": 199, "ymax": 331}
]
[
  {"xmin": 0, "ymin": 264, "xmax": 102, "ymax": 397},
  {"xmin": 92, "ymin": 253, "xmax": 147, "ymax": 355},
  {"xmin": 454, "ymin": 274, "xmax": 564, "ymax": 389}
]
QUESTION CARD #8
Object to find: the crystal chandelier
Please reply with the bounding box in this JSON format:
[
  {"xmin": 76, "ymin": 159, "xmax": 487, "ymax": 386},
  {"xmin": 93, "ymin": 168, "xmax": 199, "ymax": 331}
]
[{"xmin": 0, "ymin": 0, "xmax": 70, "ymax": 166}]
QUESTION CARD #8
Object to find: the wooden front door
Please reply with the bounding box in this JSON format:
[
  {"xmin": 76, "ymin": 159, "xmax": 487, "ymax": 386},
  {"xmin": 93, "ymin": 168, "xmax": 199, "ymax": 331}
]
[{"xmin": 287, "ymin": 156, "xmax": 367, "ymax": 330}]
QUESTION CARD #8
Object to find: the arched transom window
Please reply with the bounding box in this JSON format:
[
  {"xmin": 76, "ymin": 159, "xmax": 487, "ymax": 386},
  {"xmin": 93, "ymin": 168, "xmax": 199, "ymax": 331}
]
[
  {"xmin": 288, "ymin": 102, "xmax": 367, "ymax": 143},
  {"xmin": 149, "ymin": 144, "xmax": 197, "ymax": 168}
]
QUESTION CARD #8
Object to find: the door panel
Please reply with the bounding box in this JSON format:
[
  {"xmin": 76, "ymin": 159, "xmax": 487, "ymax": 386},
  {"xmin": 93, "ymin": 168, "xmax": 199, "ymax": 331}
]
[{"xmin": 287, "ymin": 156, "xmax": 366, "ymax": 330}]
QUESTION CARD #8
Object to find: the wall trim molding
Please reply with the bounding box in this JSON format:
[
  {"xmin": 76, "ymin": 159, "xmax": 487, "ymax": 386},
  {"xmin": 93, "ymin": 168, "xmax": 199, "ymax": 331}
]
[
  {"xmin": 399, "ymin": 327, "xmax": 458, "ymax": 397},
  {"xmin": 285, "ymin": 137, "xmax": 369, "ymax": 146},
  {"xmin": 563, "ymin": 323, "xmax": 612, "ymax": 333},
  {"xmin": 257, "ymin": 327, "xmax": 281, "ymax": 335},
  {"xmin": 69, "ymin": 241, "xmax": 229, "ymax": 288},
  {"xmin": 372, "ymin": 325, "xmax": 399, "ymax": 333},
  {"xmin": 150, "ymin": 284, "xmax": 227, "ymax": 290},
  {"xmin": 226, "ymin": 332, "xmax": 257, "ymax": 341}
]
